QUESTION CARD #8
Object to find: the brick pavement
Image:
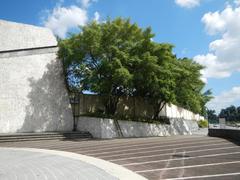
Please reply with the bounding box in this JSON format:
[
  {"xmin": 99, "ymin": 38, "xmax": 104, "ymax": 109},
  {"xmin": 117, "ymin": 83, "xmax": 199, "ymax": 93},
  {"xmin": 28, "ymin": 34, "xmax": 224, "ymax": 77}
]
[{"xmin": 1, "ymin": 134, "xmax": 240, "ymax": 180}]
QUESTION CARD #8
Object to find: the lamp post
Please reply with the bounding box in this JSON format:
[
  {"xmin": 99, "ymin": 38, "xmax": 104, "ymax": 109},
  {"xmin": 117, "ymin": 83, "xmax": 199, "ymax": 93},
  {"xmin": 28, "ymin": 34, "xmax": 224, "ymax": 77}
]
[{"xmin": 70, "ymin": 91, "xmax": 79, "ymax": 131}]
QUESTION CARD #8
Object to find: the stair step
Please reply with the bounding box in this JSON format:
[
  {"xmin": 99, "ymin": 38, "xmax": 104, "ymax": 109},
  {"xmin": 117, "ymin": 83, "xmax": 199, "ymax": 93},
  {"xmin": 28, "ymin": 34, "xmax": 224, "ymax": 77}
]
[
  {"xmin": 0, "ymin": 131, "xmax": 93, "ymax": 142},
  {"xmin": 0, "ymin": 137, "xmax": 92, "ymax": 143}
]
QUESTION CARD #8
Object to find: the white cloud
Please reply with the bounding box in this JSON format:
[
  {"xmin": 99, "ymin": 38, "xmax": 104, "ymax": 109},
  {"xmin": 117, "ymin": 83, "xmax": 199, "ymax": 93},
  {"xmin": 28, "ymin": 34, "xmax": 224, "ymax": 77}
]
[
  {"xmin": 235, "ymin": 0, "xmax": 240, "ymax": 6},
  {"xmin": 201, "ymin": 11, "xmax": 226, "ymax": 35},
  {"xmin": 42, "ymin": 0, "xmax": 100, "ymax": 38},
  {"xmin": 81, "ymin": 0, "xmax": 91, "ymax": 8},
  {"xmin": 94, "ymin": 11, "xmax": 100, "ymax": 22},
  {"xmin": 207, "ymin": 86, "xmax": 240, "ymax": 113},
  {"xmin": 43, "ymin": 5, "xmax": 88, "ymax": 38},
  {"xmin": 194, "ymin": 4, "xmax": 240, "ymax": 80},
  {"xmin": 79, "ymin": 0, "xmax": 97, "ymax": 9},
  {"xmin": 175, "ymin": 0, "xmax": 201, "ymax": 8}
]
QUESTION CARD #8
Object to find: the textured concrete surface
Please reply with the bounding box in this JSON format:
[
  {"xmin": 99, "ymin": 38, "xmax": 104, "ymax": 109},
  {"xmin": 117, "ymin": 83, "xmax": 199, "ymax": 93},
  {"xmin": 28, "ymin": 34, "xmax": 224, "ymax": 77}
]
[
  {"xmin": 0, "ymin": 135, "xmax": 239, "ymax": 180},
  {"xmin": 165, "ymin": 103, "xmax": 204, "ymax": 121},
  {"xmin": 0, "ymin": 20, "xmax": 57, "ymax": 51},
  {"xmin": 77, "ymin": 116, "xmax": 199, "ymax": 138},
  {"xmin": 0, "ymin": 148, "xmax": 146, "ymax": 180},
  {"xmin": 0, "ymin": 148, "xmax": 117, "ymax": 180},
  {"xmin": 0, "ymin": 20, "xmax": 73, "ymax": 133}
]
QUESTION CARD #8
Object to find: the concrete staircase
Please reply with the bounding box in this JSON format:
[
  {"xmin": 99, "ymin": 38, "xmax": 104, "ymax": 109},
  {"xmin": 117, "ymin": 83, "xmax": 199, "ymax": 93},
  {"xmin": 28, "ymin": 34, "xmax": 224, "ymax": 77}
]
[{"xmin": 0, "ymin": 131, "xmax": 93, "ymax": 142}]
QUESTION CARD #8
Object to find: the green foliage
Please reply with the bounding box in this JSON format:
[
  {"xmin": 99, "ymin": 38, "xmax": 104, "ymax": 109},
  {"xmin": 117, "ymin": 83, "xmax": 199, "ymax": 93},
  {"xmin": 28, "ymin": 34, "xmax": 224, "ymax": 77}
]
[
  {"xmin": 198, "ymin": 119, "xmax": 208, "ymax": 128},
  {"xmin": 173, "ymin": 58, "xmax": 213, "ymax": 115},
  {"xmin": 58, "ymin": 17, "xmax": 211, "ymax": 119},
  {"xmin": 219, "ymin": 105, "xmax": 240, "ymax": 122},
  {"xmin": 207, "ymin": 109, "xmax": 218, "ymax": 123}
]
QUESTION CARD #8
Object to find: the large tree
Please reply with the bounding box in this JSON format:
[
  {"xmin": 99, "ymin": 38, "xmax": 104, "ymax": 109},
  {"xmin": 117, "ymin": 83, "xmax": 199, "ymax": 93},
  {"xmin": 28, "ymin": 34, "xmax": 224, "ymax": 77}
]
[
  {"xmin": 132, "ymin": 43, "xmax": 177, "ymax": 119},
  {"xmin": 58, "ymin": 17, "xmax": 210, "ymax": 118},
  {"xmin": 59, "ymin": 18, "xmax": 150, "ymax": 115},
  {"xmin": 173, "ymin": 58, "xmax": 212, "ymax": 114}
]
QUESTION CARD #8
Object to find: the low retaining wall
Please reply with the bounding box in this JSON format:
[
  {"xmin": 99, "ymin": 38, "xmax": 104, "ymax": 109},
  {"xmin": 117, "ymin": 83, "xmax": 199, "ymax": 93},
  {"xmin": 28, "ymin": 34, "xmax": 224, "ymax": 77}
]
[
  {"xmin": 72, "ymin": 94, "xmax": 204, "ymax": 121},
  {"xmin": 77, "ymin": 117, "xmax": 199, "ymax": 138},
  {"xmin": 208, "ymin": 128, "xmax": 240, "ymax": 142}
]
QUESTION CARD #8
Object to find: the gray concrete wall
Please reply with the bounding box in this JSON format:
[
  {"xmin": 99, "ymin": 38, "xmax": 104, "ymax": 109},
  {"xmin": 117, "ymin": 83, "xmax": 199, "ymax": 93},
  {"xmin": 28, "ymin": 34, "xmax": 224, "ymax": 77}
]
[
  {"xmin": 77, "ymin": 117, "xmax": 118, "ymax": 138},
  {"xmin": 77, "ymin": 117, "xmax": 199, "ymax": 138},
  {"xmin": 0, "ymin": 20, "xmax": 73, "ymax": 133},
  {"xmin": 73, "ymin": 94, "xmax": 204, "ymax": 121},
  {"xmin": 208, "ymin": 129, "xmax": 240, "ymax": 142},
  {"xmin": 0, "ymin": 20, "xmax": 57, "ymax": 51}
]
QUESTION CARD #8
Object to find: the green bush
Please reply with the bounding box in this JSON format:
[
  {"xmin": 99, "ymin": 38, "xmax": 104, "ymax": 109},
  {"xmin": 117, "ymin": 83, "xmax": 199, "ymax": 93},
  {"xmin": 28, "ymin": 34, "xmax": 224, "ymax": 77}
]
[{"xmin": 198, "ymin": 119, "xmax": 208, "ymax": 128}]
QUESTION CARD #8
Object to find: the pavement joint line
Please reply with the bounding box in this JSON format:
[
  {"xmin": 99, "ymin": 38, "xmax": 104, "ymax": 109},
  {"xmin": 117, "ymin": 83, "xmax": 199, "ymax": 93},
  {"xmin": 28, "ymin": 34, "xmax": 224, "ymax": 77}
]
[
  {"xmin": 159, "ymin": 149, "xmax": 177, "ymax": 179},
  {"xmin": 73, "ymin": 136, "xmax": 218, "ymax": 149},
  {"xmin": 0, "ymin": 147, "xmax": 147, "ymax": 180},
  {"xmin": 86, "ymin": 140, "xmax": 226, "ymax": 156},
  {"xmin": 5, "ymin": 136, "xmax": 216, "ymax": 152},
  {"xmin": 177, "ymin": 151, "xmax": 185, "ymax": 178},
  {"xmin": 98, "ymin": 141, "xmax": 229, "ymax": 159},
  {"xmin": 82, "ymin": 138, "xmax": 224, "ymax": 153},
  {"xmin": 78, "ymin": 137, "xmax": 219, "ymax": 153},
  {"xmin": 163, "ymin": 172, "xmax": 240, "ymax": 180},
  {"xmin": 6, "ymin": 136, "xmax": 219, "ymax": 149},
  {"xmin": 123, "ymin": 151, "xmax": 240, "ymax": 166},
  {"xmin": 110, "ymin": 145, "xmax": 237, "ymax": 162},
  {"xmin": 135, "ymin": 160, "xmax": 240, "ymax": 173}
]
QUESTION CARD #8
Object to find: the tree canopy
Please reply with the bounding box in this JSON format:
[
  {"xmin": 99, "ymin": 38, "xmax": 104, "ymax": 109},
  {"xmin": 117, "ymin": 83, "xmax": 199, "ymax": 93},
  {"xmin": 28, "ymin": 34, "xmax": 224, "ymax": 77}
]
[
  {"xmin": 219, "ymin": 105, "xmax": 240, "ymax": 122},
  {"xmin": 206, "ymin": 109, "xmax": 218, "ymax": 123},
  {"xmin": 58, "ymin": 18, "xmax": 211, "ymax": 118}
]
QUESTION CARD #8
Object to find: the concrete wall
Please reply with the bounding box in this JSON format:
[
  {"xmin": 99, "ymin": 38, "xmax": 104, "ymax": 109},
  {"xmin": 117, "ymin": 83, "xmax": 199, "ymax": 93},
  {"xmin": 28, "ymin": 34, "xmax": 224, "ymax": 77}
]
[
  {"xmin": 0, "ymin": 20, "xmax": 73, "ymax": 133},
  {"xmin": 73, "ymin": 94, "xmax": 204, "ymax": 121},
  {"xmin": 165, "ymin": 104, "xmax": 204, "ymax": 121},
  {"xmin": 74, "ymin": 94, "xmax": 154, "ymax": 119},
  {"xmin": 0, "ymin": 20, "xmax": 57, "ymax": 51},
  {"xmin": 208, "ymin": 129, "xmax": 240, "ymax": 142},
  {"xmin": 77, "ymin": 117, "xmax": 118, "ymax": 138},
  {"xmin": 77, "ymin": 116, "xmax": 199, "ymax": 138}
]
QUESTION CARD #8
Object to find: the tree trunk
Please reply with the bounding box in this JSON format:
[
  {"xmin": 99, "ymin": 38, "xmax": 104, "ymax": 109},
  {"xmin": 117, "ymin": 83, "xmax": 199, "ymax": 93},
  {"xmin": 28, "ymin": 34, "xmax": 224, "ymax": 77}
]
[
  {"xmin": 153, "ymin": 101, "xmax": 166, "ymax": 120},
  {"xmin": 105, "ymin": 95, "xmax": 119, "ymax": 116}
]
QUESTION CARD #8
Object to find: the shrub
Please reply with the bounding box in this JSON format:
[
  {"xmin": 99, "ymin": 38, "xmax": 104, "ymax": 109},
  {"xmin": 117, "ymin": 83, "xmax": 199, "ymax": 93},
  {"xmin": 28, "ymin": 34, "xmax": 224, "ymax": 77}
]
[{"xmin": 198, "ymin": 119, "xmax": 208, "ymax": 128}]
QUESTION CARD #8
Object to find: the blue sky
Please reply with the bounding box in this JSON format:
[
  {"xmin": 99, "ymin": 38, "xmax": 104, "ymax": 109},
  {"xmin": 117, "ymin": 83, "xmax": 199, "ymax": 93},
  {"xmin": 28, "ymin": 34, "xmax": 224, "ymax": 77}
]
[{"xmin": 1, "ymin": 0, "xmax": 240, "ymax": 113}]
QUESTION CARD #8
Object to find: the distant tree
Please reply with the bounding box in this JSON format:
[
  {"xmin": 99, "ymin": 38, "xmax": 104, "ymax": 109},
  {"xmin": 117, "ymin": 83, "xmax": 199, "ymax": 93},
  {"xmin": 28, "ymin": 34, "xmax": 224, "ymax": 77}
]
[
  {"xmin": 219, "ymin": 105, "xmax": 240, "ymax": 122},
  {"xmin": 201, "ymin": 90, "xmax": 213, "ymax": 116},
  {"xmin": 237, "ymin": 107, "xmax": 240, "ymax": 120},
  {"xmin": 207, "ymin": 109, "xmax": 218, "ymax": 123}
]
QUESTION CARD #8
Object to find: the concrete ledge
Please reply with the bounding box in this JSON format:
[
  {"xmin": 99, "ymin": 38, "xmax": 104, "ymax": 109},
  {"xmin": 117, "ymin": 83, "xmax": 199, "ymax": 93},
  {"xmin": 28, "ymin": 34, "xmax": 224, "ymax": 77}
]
[
  {"xmin": 77, "ymin": 116, "xmax": 199, "ymax": 139},
  {"xmin": 208, "ymin": 128, "xmax": 240, "ymax": 142},
  {"xmin": 0, "ymin": 46, "xmax": 58, "ymax": 58}
]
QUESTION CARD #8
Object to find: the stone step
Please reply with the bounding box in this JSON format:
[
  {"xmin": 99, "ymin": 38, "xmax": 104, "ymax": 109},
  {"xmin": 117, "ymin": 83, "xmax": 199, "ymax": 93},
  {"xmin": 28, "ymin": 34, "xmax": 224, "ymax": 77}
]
[{"xmin": 0, "ymin": 132, "xmax": 93, "ymax": 142}]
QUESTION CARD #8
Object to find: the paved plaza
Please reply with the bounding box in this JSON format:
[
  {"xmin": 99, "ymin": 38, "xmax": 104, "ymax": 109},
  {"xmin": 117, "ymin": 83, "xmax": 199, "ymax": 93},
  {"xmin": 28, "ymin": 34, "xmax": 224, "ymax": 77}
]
[
  {"xmin": 0, "ymin": 134, "xmax": 240, "ymax": 180},
  {"xmin": 0, "ymin": 148, "xmax": 118, "ymax": 180}
]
